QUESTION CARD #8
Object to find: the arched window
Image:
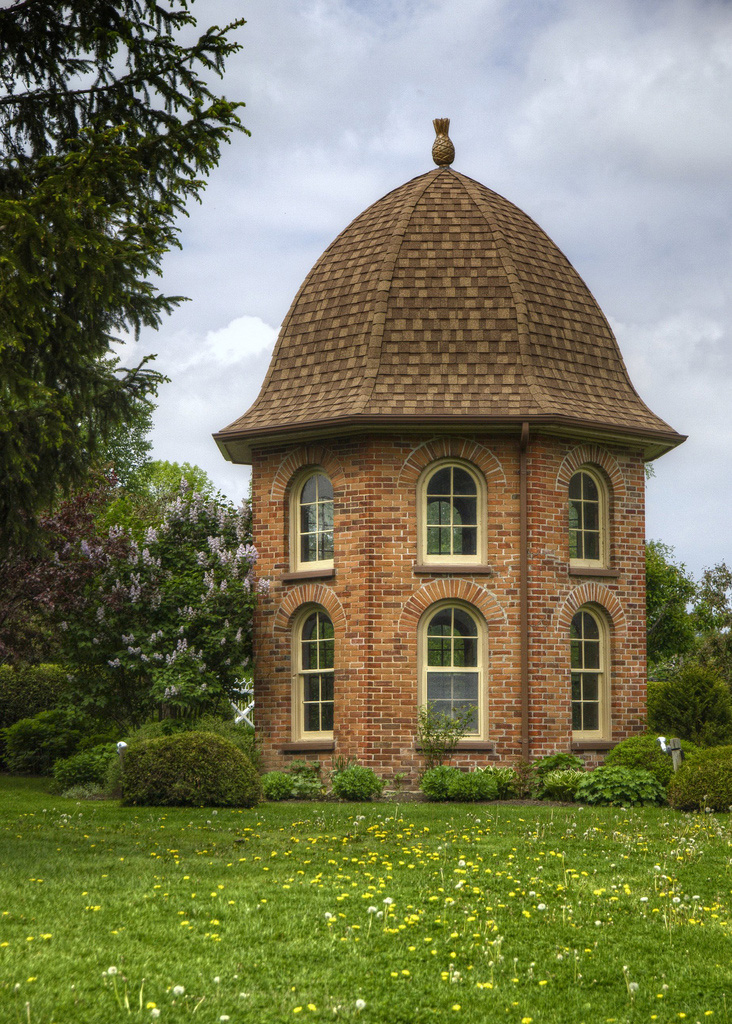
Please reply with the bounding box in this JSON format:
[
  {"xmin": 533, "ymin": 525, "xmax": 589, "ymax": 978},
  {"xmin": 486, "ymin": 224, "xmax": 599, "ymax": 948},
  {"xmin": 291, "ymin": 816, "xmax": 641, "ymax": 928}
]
[
  {"xmin": 419, "ymin": 461, "xmax": 485, "ymax": 564},
  {"xmin": 294, "ymin": 608, "xmax": 334, "ymax": 737},
  {"xmin": 292, "ymin": 470, "xmax": 334, "ymax": 571},
  {"xmin": 570, "ymin": 606, "xmax": 609, "ymax": 738},
  {"xmin": 420, "ymin": 603, "xmax": 484, "ymax": 736},
  {"xmin": 568, "ymin": 467, "xmax": 607, "ymax": 566}
]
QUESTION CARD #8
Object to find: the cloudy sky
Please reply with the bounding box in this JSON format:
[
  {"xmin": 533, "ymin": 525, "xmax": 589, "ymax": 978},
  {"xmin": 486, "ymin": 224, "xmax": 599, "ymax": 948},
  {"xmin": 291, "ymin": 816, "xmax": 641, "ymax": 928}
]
[{"xmin": 119, "ymin": 0, "xmax": 731, "ymax": 581}]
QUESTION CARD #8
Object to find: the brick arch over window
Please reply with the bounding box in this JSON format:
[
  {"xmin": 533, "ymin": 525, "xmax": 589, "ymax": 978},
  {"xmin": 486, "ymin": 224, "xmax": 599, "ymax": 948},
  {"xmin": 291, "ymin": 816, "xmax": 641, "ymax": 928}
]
[
  {"xmin": 273, "ymin": 585, "xmax": 347, "ymax": 638},
  {"xmin": 397, "ymin": 437, "xmax": 506, "ymax": 489},
  {"xmin": 398, "ymin": 579, "xmax": 507, "ymax": 633},
  {"xmin": 269, "ymin": 445, "xmax": 346, "ymax": 502},
  {"xmin": 553, "ymin": 583, "xmax": 627, "ymax": 635},
  {"xmin": 555, "ymin": 444, "xmax": 626, "ymax": 498}
]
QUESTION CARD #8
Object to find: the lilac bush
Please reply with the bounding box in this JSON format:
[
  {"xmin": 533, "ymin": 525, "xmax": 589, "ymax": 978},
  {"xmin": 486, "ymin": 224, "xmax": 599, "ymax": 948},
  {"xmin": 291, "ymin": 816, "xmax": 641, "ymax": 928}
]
[{"xmin": 62, "ymin": 488, "xmax": 264, "ymax": 727}]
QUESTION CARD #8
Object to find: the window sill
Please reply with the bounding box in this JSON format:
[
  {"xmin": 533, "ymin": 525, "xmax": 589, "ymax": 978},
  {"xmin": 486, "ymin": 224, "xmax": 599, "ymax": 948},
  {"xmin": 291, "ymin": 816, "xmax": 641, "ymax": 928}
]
[
  {"xmin": 571, "ymin": 739, "xmax": 615, "ymax": 751},
  {"xmin": 280, "ymin": 740, "xmax": 335, "ymax": 753},
  {"xmin": 282, "ymin": 568, "xmax": 335, "ymax": 582},
  {"xmin": 568, "ymin": 566, "xmax": 620, "ymax": 578},
  {"xmin": 414, "ymin": 563, "xmax": 494, "ymax": 576}
]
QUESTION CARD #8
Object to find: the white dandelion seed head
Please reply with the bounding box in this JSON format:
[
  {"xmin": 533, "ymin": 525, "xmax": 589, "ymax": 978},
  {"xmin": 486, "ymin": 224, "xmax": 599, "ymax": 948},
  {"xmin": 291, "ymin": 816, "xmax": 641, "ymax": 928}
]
[
  {"xmin": 108, "ymin": 967, "xmax": 118, "ymax": 976},
  {"xmin": 355, "ymin": 999, "xmax": 366, "ymax": 1010},
  {"xmin": 173, "ymin": 986, "xmax": 184, "ymax": 996}
]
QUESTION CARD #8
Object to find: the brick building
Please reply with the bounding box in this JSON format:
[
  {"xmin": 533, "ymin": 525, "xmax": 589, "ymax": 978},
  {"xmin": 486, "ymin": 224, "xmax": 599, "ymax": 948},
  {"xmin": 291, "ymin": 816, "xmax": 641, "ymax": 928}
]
[{"xmin": 215, "ymin": 123, "xmax": 684, "ymax": 779}]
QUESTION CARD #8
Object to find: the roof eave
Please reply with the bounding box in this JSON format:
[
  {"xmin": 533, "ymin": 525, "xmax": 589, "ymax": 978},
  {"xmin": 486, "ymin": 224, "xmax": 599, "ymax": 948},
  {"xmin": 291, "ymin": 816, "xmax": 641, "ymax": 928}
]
[{"xmin": 213, "ymin": 413, "xmax": 686, "ymax": 466}]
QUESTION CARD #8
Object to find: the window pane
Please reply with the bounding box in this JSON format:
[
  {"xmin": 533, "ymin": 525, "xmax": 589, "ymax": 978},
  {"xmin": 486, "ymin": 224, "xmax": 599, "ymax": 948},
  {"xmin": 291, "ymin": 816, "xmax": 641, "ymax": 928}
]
[
  {"xmin": 300, "ymin": 504, "xmax": 317, "ymax": 533},
  {"xmin": 583, "ymin": 703, "xmax": 599, "ymax": 730},
  {"xmin": 568, "ymin": 502, "xmax": 580, "ymax": 530},
  {"xmin": 570, "ymin": 640, "xmax": 582, "ymax": 669},
  {"xmin": 427, "ymin": 468, "xmax": 452, "ymax": 495},
  {"xmin": 453, "ymin": 496, "xmax": 477, "ymax": 525},
  {"xmin": 570, "ymin": 613, "xmax": 582, "ymax": 639},
  {"xmin": 317, "ymin": 474, "xmax": 333, "ymax": 499},
  {"xmin": 584, "ymin": 533, "xmax": 600, "ymax": 561},
  {"xmin": 582, "ymin": 473, "xmax": 598, "ymax": 501},
  {"xmin": 455, "ymin": 526, "xmax": 477, "ymax": 555},
  {"xmin": 301, "ymin": 476, "xmax": 318, "ymax": 503},
  {"xmin": 427, "ymin": 673, "xmax": 452, "ymax": 700},
  {"xmin": 569, "ymin": 531, "xmax": 579, "ymax": 559},
  {"xmin": 301, "ymin": 533, "xmax": 317, "ymax": 562},
  {"xmin": 452, "ymin": 468, "xmax": 476, "ymax": 495},
  {"xmin": 572, "ymin": 702, "xmax": 582, "ymax": 729},
  {"xmin": 582, "ymin": 612, "xmax": 599, "ymax": 640},
  {"xmin": 304, "ymin": 703, "xmax": 321, "ymax": 731},
  {"xmin": 321, "ymin": 674, "xmax": 334, "ymax": 701},
  {"xmin": 582, "ymin": 674, "xmax": 599, "ymax": 701},
  {"xmin": 428, "ymin": 609, "xmax": 453, "ymax": 633},
  {"xmin": 453, "ymin": 636, "xmax": 477, "ymax": 667},
  {"xmin": 320, "ymin": 639, "xmax": 334, "ymax": 670},
  {"xmin": 318, "ymin": 531, "xmax": 334, "ymax": 561},
  {"xmin": 584, "ymin": 641, "xmax": 600, "ymax": 670},
  {"xmin": 571, "ymin": 673, "xmax": 581, "ymax": 700},
  {"xmin": 427, "ymin": 637, "xmax": 451, "ymax": 667},
  {"xmin": 321, "ymin": 702, "xmax": 334, "ymax": 730},
  {"xmin": 454, "ymin": 702, "xmax": 479, "ymax": 731},
  {"xmin": 319, "ymin": 502, "xmax": 334, "ymax": 531},
  {"xmin": 584, "ymin": 503, "xmax": 599, "ymax": 531},
  {"xmin": 569, "ymin": 474, "xmax": 582, "ymax": 499},
  {"xmin": 452, "ymin": 672, "xmax": 479, "ymax": 699},
  {"xmin": 426, "ymin": 498, "xmax": 451, "ymax": 526},
  {"xmin": 303, "ymin": 675, "xmax": 321, "ymax": 701},
  {"xmin": 426, "ymin": 525, "xmax": 441, "ymax": 554},
  {"xmin": 453, "ymin": 608, "xmax": 478, "ymax": 637},
  {"xmin": 302, "ymin": 613, "xmax": 319, "ymax": 642},
  {"xmin": 430, "ymin": 700, "xmax": 452, "ymax": 718}
]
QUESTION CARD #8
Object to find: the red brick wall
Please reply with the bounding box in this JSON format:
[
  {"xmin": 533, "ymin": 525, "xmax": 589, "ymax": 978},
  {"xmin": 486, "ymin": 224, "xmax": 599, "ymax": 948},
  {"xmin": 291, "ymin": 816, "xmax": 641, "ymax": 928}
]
[{"xmin": 250, "ymin": 432, "xmax": 647, "ymax": 781}]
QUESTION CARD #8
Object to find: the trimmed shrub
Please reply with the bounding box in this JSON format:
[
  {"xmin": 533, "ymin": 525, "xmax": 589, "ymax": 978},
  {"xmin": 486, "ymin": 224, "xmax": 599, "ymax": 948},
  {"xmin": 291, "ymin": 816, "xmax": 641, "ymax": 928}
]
[
  {"xmin": 0, "ymin": 663, "xmax": 68, "ymax": 730},
  {"xmin": 475, "ymin": 765, "xmax": 520, "ymax": 799},
  {"xmin": 647, "ymin": 664, "xmax": 732, "ymax": 746},
  {"xmin": 541, "ymin": 769, "xmax": 584, "ymax": 802},
  {"xmin": 667, "ymin": 746, "xmax": 732, "ymax": 812},
  {"xmin": 121, "ymin": 732, "xmax": 261, "ymax": 807},
  {"xmin": 119, "ymin": 716, "xmax": 260, "ymax": 770},
  {"xmin": 3, "ymin": 709, "xmax": 84, "ymax": 774},
  {"xmin": 603, "ymin": 733, "xmax": 697, "ymax": 788},
  {"xmin": 261, "ymin": 771, "xmax": 294, "ymax": 801},
  {"xmin": 575, "ymin": 766, "xmax": 666, "ymax": 807},
  {"xmin": 445, "ymin": 770, "xmax": 499, "ymax": 802},
  {"xmin": 531, "ymin": 752, "xmax": 585, "ymax": 798},
  {"xmin": 420, "ymin": 765, "xmax": 461, "ymax": 801},
  {"xmin": 331, "ymin": 765, "xmax": 383, "ymax": 801},
  {"xmin": 52, "ymin": 743, "xmax": 118, "ymax": 793}
]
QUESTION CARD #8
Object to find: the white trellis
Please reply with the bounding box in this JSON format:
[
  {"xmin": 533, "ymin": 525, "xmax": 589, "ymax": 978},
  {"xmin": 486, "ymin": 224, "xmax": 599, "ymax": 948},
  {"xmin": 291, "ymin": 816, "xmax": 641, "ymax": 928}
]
[{"xmin": 230, "ymin": 681, "xmax": 254, "ymax": 727}]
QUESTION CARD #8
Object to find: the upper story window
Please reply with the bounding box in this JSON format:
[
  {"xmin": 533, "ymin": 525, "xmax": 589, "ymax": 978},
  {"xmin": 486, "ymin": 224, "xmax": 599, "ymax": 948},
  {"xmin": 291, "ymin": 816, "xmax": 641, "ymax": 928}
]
[
  {"xmin": 570, "ymin": 606, "xmax": 609, "ymax": 739},
  {"xmin": 419, "ymin": 461, "xmax": 485, "ymax": 565},
  {"xmin": 292, "ymin": 470, "xmax": 334, "ymax": 571},
  {"xmin": 568, "ymin": 467, "xmax": 607, "ymax": 567},
  {"xmin": 295, "ymin": 608, "xmax": 334, "ymax": 737},
  {"xmin": 420, "ymin": 603, "xmax": 484, "ymax": 736}
]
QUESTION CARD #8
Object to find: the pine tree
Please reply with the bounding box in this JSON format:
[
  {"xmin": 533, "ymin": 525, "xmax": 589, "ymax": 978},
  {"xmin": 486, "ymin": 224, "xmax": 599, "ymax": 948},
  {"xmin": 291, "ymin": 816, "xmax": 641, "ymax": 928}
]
[{"xmin": 0, "ymin": 1, "xmax": 247, "ymax": 551}]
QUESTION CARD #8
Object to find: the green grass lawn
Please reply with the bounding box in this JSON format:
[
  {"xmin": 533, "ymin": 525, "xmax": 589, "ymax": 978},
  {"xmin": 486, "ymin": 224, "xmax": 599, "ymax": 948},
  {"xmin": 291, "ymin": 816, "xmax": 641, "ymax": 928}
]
[{"xmin": 1, "ymin": 777, "xmax": 732, "ymax": 1024}]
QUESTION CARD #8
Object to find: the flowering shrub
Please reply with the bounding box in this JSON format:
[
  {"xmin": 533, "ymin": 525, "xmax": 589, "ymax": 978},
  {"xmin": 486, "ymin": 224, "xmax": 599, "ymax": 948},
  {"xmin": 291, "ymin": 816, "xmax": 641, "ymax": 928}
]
[{"xmin": 61, "ymin": 488, "xmax": 263, "ymax": 726}]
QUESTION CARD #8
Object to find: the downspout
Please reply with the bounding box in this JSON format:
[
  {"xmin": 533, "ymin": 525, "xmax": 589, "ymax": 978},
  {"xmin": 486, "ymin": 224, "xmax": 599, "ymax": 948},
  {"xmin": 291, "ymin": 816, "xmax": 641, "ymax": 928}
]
[{"xmin": 520, "ymin": 422, "xmax": 530, "ymax": 761}]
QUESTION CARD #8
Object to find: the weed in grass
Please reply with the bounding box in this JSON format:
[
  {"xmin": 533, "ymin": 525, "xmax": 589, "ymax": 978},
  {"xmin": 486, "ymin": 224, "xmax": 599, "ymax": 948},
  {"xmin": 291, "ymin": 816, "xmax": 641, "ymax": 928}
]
[{"xmin": 1, "ymin": 777, "xmax": 732, "ymax": 1021}]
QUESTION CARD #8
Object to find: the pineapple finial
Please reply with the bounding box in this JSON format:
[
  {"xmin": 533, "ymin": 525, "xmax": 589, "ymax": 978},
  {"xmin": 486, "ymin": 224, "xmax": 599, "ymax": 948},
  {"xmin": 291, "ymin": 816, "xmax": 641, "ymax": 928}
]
[{"xmin": 432, "ymin": 118, "xmax": 454, "ymax": 167}]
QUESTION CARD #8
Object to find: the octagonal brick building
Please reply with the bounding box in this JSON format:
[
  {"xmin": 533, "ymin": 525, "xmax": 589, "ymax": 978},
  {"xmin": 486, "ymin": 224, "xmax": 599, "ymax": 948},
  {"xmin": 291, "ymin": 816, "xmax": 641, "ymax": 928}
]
[{"xmin": 215, "ymin": 124, "xmax": 684, "ymax": 780}]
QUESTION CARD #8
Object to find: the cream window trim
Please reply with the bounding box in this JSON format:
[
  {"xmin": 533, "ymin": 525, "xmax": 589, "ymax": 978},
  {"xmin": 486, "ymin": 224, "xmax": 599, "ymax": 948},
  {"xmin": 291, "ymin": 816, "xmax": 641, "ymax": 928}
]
[
  {"xmin": 417, "ymin": 459, "xmax": 486, "ymax": 566},
  {"xmin": 568, "ymin": 466, "xmax": 609, "ymax": 569},
  {"xmin": 418, "ymin": 600, "xmax": 488, "ymax": 741},
  {"xmin": 291, "ymin": 605, "xmax": 334, "ymax": 742},
  {"xmin": 570, "ymin": 605, "xmax": 611, "ymax": 742},
  {"xmin": 289, "ymin": 468, "xmax": 334, "ymax": 573}
]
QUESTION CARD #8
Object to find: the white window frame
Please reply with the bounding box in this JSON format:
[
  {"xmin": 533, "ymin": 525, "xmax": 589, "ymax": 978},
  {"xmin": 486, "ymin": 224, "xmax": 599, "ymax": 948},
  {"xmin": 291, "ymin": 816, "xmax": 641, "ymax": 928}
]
[
  {"xmin": 418, "ymin": 600, "xmax": 488, "ymax": 741},
  {"xmin": 417, "ymin": 459, "xmax": 486, "ymax": 566},
  {"xmin": 570, "ymin": 604, "xmax": 610, "ymax": 741},
  {"xmin": 568, "ymin": 465, "xmax": 609, "ymax": 568},
  {"xmin": 290, "ymin": 468, "xmax": 334, "ymax": 573},
  {"xmin": 291, "ymin": 605, "xmax": 334, "ymax": 741}
]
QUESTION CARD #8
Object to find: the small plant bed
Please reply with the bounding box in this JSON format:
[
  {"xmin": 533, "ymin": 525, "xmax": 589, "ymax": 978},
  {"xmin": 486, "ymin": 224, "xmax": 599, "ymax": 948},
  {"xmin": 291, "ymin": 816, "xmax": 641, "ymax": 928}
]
[{"xmin": 2, "ymin": 776, "xmax": 732, "ymax": 1023}]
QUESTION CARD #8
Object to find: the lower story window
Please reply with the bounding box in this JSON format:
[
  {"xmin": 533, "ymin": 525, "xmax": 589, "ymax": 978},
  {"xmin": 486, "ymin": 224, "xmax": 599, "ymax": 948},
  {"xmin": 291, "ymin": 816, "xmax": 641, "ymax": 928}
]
[
  {"xmin": 570, "ymin": 606, "xmax": 608, "ymax": 737},
  {"xmin": 298, "ymin": 609, "xmax": 334, "ymax": 734},
  {"xmin": 423, "ymin": 604, "xmax": 482, "ymax": 734}
]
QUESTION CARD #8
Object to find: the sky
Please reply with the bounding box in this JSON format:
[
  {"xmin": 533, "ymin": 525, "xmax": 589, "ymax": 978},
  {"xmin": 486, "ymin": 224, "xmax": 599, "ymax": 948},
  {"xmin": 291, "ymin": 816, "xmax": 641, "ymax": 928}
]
[{"xmin": 117, "ymin": 0, "xmax": 732, "ymax": 581}]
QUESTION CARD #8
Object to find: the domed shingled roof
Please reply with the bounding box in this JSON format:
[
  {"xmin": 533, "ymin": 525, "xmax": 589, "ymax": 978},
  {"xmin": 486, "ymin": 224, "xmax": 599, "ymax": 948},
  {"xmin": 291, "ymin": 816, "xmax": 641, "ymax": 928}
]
[{"xmin": 215, "ymin": 160, "xmax": 684, "ymax": 463}]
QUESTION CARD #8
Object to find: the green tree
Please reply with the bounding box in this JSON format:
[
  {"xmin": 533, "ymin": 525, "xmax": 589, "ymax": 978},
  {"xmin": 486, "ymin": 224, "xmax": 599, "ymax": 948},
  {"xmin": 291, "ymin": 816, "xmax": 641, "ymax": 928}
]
[
  {"xmin": 693, "ymin": 562, "xmax": 732, "ymax": 686},
  {"xmin": 646, "ymin": 540, "xmax": 697, "ymax": 672},
  {"xmin": 0, "ymin": 1, "xmax": 246, "ymax": 552}
]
